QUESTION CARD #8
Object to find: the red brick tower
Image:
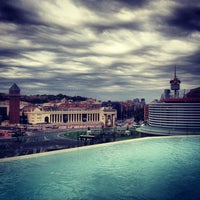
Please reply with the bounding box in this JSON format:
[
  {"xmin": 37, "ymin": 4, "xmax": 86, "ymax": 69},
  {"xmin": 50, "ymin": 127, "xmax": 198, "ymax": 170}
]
[{"xmin": 9, "ymin": 83, "xmax": 20, "ymax": 124}]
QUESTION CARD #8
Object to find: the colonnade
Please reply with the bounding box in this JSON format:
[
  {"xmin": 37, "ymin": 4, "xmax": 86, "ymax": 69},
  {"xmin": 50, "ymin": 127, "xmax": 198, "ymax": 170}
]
[
  {"xmin": 50, "ymin": 114, "xmax": 63, "ymax": 123},
  {"xmin": 49, "ymin": 113, "xmax": 100, "ymax": 123}
]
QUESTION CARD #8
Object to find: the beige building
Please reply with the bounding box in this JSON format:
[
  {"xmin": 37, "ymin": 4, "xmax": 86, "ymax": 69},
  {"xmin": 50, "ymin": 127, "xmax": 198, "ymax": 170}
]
[{"xmin": 23, "ymin": 106, "xmax": 117, "ymax": 128}]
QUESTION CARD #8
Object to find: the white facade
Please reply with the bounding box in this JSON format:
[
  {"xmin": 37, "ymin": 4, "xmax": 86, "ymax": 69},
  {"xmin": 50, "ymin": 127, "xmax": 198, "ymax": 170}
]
[
  {"xmin": 24, "ymin": 107, "xmax": 117, "ymax": 128},
  {"xmin": 149, "ymin": 103, "xmax": 200, "ymax": 129},
  {"xmin": 137, "ymin": 102, "xmax": 200, "ymax": 135}
]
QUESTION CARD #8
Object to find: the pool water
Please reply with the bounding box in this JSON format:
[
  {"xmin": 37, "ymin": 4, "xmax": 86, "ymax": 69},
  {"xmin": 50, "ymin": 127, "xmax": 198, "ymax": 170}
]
[{"xmin": 0, "ymin": 136, "xmax": 200, "ymax": 200}]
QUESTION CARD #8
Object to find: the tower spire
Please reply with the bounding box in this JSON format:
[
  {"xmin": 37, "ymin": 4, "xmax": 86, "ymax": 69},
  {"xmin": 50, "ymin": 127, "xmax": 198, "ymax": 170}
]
[
  {"xmin": 170, "ymin": 65, "xmax": 181, "ymax": 98},
  {"xmin": 174, "ymin": 65, "xmax": 176, "ymax": 79}
]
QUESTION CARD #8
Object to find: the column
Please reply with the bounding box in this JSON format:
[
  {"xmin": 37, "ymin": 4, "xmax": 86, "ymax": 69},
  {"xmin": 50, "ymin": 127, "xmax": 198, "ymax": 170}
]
[
  {"xmin": 74, "ymin": 114, "xmax": 76, "ymax": 122},
  {"xmin": 79, "ymin": 114, "xmax": 81, "ymax": 122},
  {"xmin": 77, "ymin": 114, "xmax": 79, "ymax": 122},
  {"xmin": 94, "ymin": 113, "xmax": 97, "ymax": 122},
  {"xmin": 57, "ymin": 114, "xmax": 59, "ymax": 123},
  {"xmin": 70, "ymin": 114, "xmax": 72, "ymax": 123}
]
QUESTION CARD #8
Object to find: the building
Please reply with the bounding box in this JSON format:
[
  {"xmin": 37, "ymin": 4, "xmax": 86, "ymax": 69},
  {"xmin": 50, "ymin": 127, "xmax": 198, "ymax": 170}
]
[
  {"xmin": 138, "ymin": 101, "xmax": 200, "ymax": 135},
  {"xmin": 143, "ymin": 104, "xmax": 149, "ymax": 123},
  {"xmin": 0, "ymin": 100, "xmax": 9, "ymax": 123},
  {"xmin": 137, "ymin": 67, "xmax": 200, "ymax": 135},
  {"xmin": 170, "ymin": 65, "xmax": 181, "ymax": 98},
  {"xmin": 23, "ymin": 105, "xmax": 117, "ymax": 128},
  {"xmin": 9, "ymin": 83, "xmax": 20, "ymax": 124}
]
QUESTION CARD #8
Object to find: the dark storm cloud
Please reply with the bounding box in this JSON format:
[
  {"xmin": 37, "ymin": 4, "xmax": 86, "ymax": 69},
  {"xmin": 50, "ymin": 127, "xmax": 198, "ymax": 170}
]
[
  {"xmin": 108, "ymin": 61, "xmax": 130, "ymax": 69},
  {"xmin": 185, "ymin": 50, "xmax": 200, "ymax": 67},
  {"xmin": 89, "ymin": 21, "xmax": 141, "ymax": 33},
  {"xmin": 114, "ymin": 0, "xmax": 149, "ymax": 7},
  {"xmin": 0, "ymin": 49, "xmax": 20, "ymax": 58},
  {"xmin": 76, "ymin": 0, "xmax": 149, "ymax": 12},
  {"xmin": 0, "ymin": 0, "xmax": 199, "ymax": 102},
  {"xmin": 130, "ymin": 46, "xmax": 156, "ymax": 56},
  {"xmin": 166, "ymin": 6, "xmax": 200, "ymax": 33},
  {"xmin": 73, "ymin": 74, "xmax": 108, "ymax": 87},
  {"xmin": 179, "ymin": 50, "xmax": 200, "ymax": 77},
  {"xmin": 112, "ymin": 76, "xmax": 133, "ymax": 86},
  {"xmin": 0, "ymin": 0, "xmax": 41, "ymax": 25}
]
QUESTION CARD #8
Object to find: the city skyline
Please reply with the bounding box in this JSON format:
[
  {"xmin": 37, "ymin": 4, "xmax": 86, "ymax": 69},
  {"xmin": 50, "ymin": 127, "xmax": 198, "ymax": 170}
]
[{"xmin": 0, "ymin": 0, "xmax": 200, "ymax": 103}]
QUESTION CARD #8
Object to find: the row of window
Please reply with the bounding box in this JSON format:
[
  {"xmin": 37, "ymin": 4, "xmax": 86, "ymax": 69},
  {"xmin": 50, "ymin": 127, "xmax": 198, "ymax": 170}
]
[{"xmin": 148, "ymin": 103, "xmax": 200, "ymax": 129}]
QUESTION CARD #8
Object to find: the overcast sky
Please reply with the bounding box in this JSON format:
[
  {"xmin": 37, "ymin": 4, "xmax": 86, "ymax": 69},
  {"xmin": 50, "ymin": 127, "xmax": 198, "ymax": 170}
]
[{"xmin": 0, "ymin": 0, "xmax": 200, "ymax": 102}]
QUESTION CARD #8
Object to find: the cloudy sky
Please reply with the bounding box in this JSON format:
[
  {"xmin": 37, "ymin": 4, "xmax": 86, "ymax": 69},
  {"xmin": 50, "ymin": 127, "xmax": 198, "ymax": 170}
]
[{"xmin": 0, "ymin": 0, "xmax": 200, "ymax": 102}]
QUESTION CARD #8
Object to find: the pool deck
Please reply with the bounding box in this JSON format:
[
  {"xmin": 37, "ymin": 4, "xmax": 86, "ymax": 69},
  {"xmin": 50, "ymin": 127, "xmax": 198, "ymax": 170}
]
[{"xmin": 1, "ymin": 135, "xmax": 199, "ymax": 163}]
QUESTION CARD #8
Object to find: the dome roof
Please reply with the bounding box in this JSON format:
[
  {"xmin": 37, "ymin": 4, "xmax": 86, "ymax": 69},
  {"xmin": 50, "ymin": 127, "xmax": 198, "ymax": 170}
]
[{"xmin": 9, "ymin": 83, "xmax": 20, "ymax": 94}]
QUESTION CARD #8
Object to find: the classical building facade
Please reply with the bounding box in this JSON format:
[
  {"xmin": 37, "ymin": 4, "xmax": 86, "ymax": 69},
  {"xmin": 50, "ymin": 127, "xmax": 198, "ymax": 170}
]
[{"xmin": 23, "ymin": 106, "xmax": 117, "ymax": 128}]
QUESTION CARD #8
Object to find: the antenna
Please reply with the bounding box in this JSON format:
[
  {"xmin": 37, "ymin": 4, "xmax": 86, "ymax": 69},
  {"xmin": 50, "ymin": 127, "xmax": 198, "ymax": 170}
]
[
  {"xmin": 174, "ymin": 65, "xmax": 176, "ymax": 79},
  {"xmin": 170, "ymin": 65, "xmax": 181, "ymax": 98}
]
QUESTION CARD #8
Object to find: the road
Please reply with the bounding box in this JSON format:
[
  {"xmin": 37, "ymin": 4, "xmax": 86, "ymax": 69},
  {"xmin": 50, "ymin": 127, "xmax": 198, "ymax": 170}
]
[{"xmin": 0, "ymin": 129, "xmax": 84, "ymax": 158}]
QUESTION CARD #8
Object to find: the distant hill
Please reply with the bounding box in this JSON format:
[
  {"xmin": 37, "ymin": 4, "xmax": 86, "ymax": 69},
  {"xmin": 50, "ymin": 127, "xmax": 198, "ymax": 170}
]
[{"xmin": 0, "ymin": 93, "xmax": 87, "ymax": 103}]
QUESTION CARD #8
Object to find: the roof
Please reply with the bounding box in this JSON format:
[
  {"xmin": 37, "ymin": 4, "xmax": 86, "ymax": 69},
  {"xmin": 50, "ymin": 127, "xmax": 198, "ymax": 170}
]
[
  {"xmin": 9, "ymin": 83, "xmax": 20, "ymax": 94},
  {"xmin": 186, "ymin": 87, "xmax": 200, "ymax": 98}
]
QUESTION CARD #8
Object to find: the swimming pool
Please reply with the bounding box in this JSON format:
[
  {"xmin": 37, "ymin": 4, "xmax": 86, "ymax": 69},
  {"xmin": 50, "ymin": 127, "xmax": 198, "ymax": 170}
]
[{"xmin": 0, "ymin": 136, "xmax": 200, "ymax": 200}]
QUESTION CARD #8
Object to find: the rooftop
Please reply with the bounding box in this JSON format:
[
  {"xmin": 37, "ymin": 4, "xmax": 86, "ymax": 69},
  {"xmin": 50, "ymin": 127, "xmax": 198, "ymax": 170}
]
[{"xmin": 9, "ymin": 83, "xmax": 20, "ymax": 95}]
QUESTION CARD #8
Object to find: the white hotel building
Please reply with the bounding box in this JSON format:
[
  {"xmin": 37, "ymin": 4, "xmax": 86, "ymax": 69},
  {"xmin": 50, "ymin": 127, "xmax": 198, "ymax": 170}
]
[
  {"xmin": 137, "ymin": 68, "xmax": 200, "ymax": 136},
  {"xmin": 137, "ymin": 86, "xmax": 200, "ymax": 135},
  {"xmin": 137, "ymin": 101, "xmax": 200, "ymax": 135}
]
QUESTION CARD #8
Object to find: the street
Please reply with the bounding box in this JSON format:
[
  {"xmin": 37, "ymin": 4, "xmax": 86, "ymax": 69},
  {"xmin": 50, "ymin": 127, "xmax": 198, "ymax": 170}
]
[{"xmin": 0, "ymin": 129, "xmax": 84, "ymax": 158}]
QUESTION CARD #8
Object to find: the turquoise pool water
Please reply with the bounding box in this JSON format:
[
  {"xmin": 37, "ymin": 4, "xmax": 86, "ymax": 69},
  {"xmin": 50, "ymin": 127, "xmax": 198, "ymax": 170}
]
[{"xmin": 0, "ymin": 136, "xmax": 200, "ymax": 200}]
